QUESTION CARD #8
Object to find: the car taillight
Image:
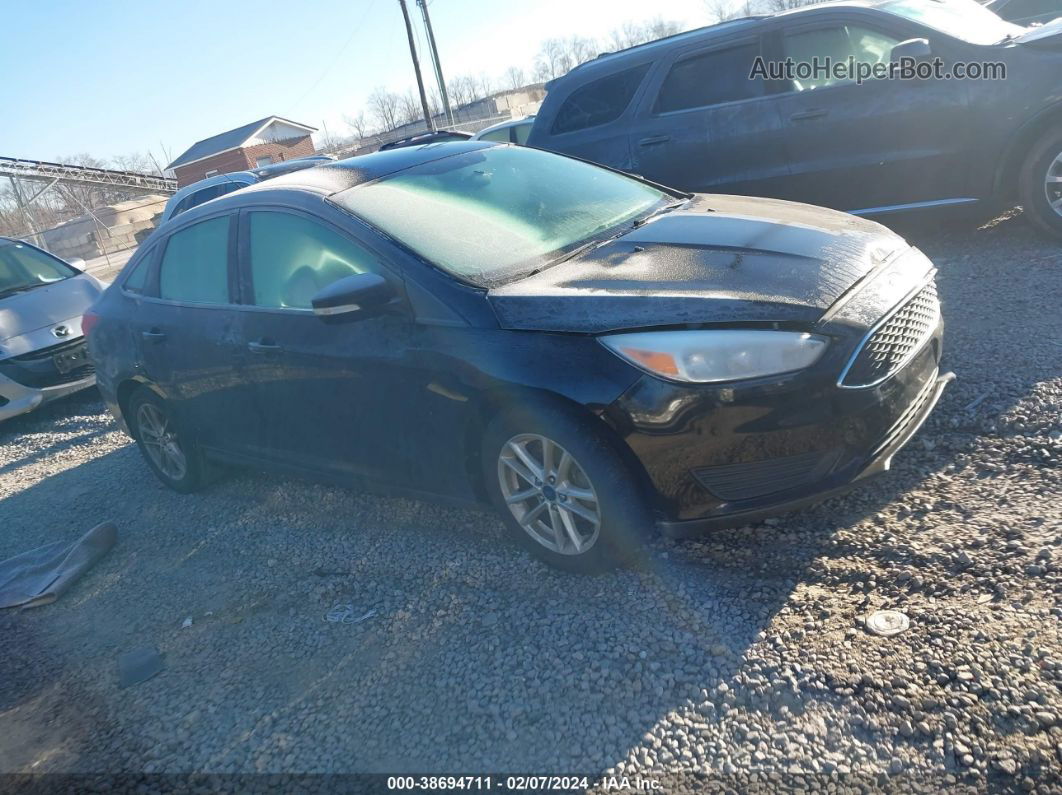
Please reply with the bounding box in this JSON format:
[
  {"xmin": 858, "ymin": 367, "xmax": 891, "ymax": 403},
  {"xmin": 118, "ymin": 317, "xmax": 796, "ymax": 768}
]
[{"xmin": 81, "ymin": 310, "xmax": 101, "ymax": 338}]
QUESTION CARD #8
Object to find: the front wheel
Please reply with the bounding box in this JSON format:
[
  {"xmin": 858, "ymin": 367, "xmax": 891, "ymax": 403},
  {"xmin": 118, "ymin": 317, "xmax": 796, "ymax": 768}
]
[
  {"xmin": 483, "ymin": 403, "xmax": 652, "ymax": 573},
  {"xmin": 1019, "ymin": 129, "xmax": 1062, "ymax": 240},
  {"xmin": 129, "ymin": 388, "xmax": 206, "ymax": 493}
]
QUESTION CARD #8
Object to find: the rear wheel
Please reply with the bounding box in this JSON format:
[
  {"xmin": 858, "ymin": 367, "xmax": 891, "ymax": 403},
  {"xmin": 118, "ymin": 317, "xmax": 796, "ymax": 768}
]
[
  {"xmin": 1019, "ymin": 129, "xmax": 1062, "ymax": 240},
  {"xmin": 129, "ymin": 388, "xmax": 205, "ymax": 493},
  {"xmin": 483, "ymin": 403, "xmax": 652, "ymax": 573}
]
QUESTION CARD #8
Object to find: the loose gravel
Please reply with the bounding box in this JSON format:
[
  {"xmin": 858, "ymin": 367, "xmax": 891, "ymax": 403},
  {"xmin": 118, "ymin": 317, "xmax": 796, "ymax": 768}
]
[{"xmin": 0, "ymin": 211, "xmax": 1059, "ymax": 792}]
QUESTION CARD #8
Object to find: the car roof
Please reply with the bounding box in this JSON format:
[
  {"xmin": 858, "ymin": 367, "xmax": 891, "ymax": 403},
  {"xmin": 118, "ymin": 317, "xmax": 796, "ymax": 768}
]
[
  {"xmin": 237, "ymin": 140, "xmax": 499, "ymax": 195},
  {"xmin": 555, "ymin": 0, "xmax": 881, "ymax": 81}
]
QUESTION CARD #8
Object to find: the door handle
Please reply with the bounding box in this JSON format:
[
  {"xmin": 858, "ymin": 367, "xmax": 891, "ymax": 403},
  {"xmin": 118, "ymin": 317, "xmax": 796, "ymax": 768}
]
[
  {"xmin": 789, "ymin": 109, "xmax": 828, "ymax": 122},
  {"xmin": 638, "ymin": 135, "xmax": 672, "ymax": 146},
  {"xmin": 247, "ymin": 339, "xmax": 282, "ymax": 354},
  {"xmin": 141, "ymin": 329, "xmax": 166, "ymax": 343}
]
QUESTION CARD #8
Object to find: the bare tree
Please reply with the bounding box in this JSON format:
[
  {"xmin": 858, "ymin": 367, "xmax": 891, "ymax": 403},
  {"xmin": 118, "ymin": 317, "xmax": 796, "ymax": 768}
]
[
  {"xmin": 567, "ymin": 35, "xmax": 599, "ymax": 66},
  {"xmin": 535, "ymin": 38, "xmax": 574, "ymax": 80},
  {"xmin": 448, "ymin": 75, "xmax": 477, "ymax": 108},
  {"xmin": 474, "ymin": 72, "xmax": 496, "ymax": 100},
  {"xmin": 343, "ymin": 111, "xmax": 369, "ymax": 140},
  {"xmin": 607, "ymin": 18, "xmax": 683, "ymax": 50},
  {"xmin": 398, "ymin": 90, "xmax": 424, "ymax": 126},
  {"xmin": 646, "ymin": 16, "xmax": 683, "ymax": 39},
  {"xmin": 504, "ymin": 65, "xmax": 526, "ymax": 91},
  {"xmin": 367, "ymin": 87, "xmax": 401, "ymax": 131}
]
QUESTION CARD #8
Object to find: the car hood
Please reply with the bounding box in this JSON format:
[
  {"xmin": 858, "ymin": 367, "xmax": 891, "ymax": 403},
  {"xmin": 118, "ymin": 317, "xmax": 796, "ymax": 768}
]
[
  {"xmin": 487, "ymin": 194, "xmax": 907, "ymax": 333},
  {"xmin": 0, "ymin": 274, "xmax": 102, "ymax": 346}
]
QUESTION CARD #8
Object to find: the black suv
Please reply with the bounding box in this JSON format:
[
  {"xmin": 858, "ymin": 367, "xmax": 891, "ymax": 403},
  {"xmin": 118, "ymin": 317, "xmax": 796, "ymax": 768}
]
[{"xmin": 528, "ymin": 0, "xmax": 1062, "ymax": 237}]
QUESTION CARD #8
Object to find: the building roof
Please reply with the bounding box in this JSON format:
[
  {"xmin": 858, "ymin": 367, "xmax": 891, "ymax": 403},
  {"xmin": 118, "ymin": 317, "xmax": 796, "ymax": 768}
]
[{"xmin": 166, "ymin": 116, "xmax": 318, "ymax": 170}]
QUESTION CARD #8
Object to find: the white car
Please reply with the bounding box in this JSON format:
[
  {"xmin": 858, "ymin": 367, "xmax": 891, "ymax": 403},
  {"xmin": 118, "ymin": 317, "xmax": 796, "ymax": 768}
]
[
  {"xmin": 471, "ymin": 116, "xmax": 536, "ymax": 145},
  {"xmin": 0, "ymin": 237, "xmax": 104, "ymax": 421}
]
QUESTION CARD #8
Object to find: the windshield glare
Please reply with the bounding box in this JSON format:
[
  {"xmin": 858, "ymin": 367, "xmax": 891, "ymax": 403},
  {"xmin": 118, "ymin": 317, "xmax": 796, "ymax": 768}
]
[
  {"xmin": 882, "ymin": 0, "xmax": 1025, "ymax": 44},
  {"xmin": 0, "ymin": 241, "xmax": 77, "ymax": 295},
  {"xmin": 333, "ymin": 146, "xmax": 667, "ymax": 286}
]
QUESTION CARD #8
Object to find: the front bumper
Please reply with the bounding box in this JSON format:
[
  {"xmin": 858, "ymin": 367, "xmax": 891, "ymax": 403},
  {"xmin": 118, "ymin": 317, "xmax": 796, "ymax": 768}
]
[
  {"xmin": 656, "ymin": 369, "xmax": 953, "ymax": 538},
  {"xmin": 0, "ymin": 370, "xmax": 97, "ymax": 422},
  {"xmin": 608, "ymin": 318, "xmax": 950, "ymax": 535}
]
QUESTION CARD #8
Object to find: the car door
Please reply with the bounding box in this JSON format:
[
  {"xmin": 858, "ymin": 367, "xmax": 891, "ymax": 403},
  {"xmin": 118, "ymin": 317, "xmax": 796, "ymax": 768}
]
[
  {"xmin": 233, "ymin": 206, "xmax": 419, "ymax": 487},
  {"xmin": 626, "ymin": 35, "xmax": 792, "ymax": 195},
  {"xmin": 534, "ymin": 62, "xmax": 654, "ymax": 171},
  {"xmin": 136, "ymin": 212, "xmax": 255, "ymax": 452},
  {"xmin": 770, "ymin": 16, "xmax": 973, "ymax": 212}
]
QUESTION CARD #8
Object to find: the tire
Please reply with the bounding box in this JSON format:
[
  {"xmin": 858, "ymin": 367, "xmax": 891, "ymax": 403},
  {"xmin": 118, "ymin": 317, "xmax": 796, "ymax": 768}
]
[
  {"xmin": 482, "ymin": 401, "xmax": 652, "ymax": 573},
  {"xmin": 128, "ymin": 388, "xmax": 206, "ymax": 493},
  {"xmin": 1019, "ymin": 128, "xmax": 1062, "ymax": 240}
]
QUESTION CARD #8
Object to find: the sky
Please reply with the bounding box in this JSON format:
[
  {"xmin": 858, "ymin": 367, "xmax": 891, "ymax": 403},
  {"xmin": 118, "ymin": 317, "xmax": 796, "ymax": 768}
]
[{"xmin": 2, "ymin": 0, "xmax": 712, "ymax": 167}]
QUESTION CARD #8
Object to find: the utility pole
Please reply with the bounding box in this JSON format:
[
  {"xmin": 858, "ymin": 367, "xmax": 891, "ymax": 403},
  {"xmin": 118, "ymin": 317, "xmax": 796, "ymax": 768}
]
[
  {"xmin": 398, "ymin": 0, "xmax": 435, "ymax": 132},
  {"xmin": 417, "ymin": 0, "xmax": 455, "ymax": 128}
]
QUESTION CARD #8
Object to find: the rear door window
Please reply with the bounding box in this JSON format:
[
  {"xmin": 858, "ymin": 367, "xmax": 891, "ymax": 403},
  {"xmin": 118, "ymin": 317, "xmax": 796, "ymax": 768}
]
[
  {"xmin": 479, "ymin": 128, "xmax": 512, "ymax": 143},
  {"xmin": 551, "ymin": 64, "xmax": 651, "ymax": 134},
  {"xmin": 158, "ymin": 216, "xmax": 232, "ymax": 304},
  {"xmin": 122, "ymin": 248, "xmax": 154, "ymax": 294},
  {"xmin": 246, "ymin": 211, "xmax": 384, "ymax": 309},
  {"xmin": 512, "ymin": 122, "xmax": 533, "ymax": 145},
  {"xmin": 654, "ymin": 42, "xmax": 764, "ymax": 113}
]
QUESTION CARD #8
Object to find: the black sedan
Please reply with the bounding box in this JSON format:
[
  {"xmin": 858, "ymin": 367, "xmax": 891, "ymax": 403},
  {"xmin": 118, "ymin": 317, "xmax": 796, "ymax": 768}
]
[{"xmin": 86, "ymin": 142, "xmax": 951, "ymax": 572}]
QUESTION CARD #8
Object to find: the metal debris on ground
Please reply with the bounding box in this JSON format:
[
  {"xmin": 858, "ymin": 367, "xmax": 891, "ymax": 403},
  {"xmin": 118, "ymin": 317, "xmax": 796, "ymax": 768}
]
[
  {"xmin": 117, "ymin": 646, "xmax": 164, "ymax": 688},
  {"xmin": 325, "ymin": 604, "xmax": 378, "ymax": 625},
  {"xmin": 865, "ymin": 610, "xmax": 911, "ymax": 637}
]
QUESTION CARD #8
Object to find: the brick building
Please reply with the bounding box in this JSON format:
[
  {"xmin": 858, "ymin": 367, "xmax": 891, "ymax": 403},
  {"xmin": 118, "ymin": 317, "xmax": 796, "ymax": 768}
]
[{"xmin": 167, "ymin": 116, "xmax": 318, "ymax": 187}]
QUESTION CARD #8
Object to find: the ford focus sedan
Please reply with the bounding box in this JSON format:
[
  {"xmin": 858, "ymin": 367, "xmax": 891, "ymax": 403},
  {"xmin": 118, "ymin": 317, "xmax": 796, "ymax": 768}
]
[{"xmin": 87, "ymin": 142, "xmax": 951, "ymax": 572}]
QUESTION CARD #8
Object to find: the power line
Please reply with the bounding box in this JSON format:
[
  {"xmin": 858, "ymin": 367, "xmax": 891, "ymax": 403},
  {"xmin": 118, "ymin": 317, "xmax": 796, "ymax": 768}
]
[{"xmin": 289, "ymin": 0, "xmax": 379, "ymax": 114}]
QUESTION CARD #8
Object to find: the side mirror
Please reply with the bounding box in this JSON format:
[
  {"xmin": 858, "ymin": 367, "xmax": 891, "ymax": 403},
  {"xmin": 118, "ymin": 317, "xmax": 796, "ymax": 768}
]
[
  {"xmin": 891, "ymin": 38, "xmax": 932, "ymax": 63},
  {"xmin": 68, "ymin": 257, "xmax": 86, "ymax": 271},
  {"xmin": 311, "ymin": 273, "xmax": 396, "ymax": 321}
]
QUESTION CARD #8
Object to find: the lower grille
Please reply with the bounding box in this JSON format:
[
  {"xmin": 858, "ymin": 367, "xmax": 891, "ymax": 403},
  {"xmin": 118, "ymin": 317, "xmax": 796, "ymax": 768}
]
[
  {"xmin": 870, "ymin": 371, "xmax": 938, "ymax": 460},
  {"xmin": 692, "ymin": 448, "xmax": 841, "ymax": 501},
  {"xmin": 841, "ymin": 280, "xmax": 939, "ymax": 388},
  {"xmin": 0, "ymin": 338, "xmax": 94, "ymax": 389}
]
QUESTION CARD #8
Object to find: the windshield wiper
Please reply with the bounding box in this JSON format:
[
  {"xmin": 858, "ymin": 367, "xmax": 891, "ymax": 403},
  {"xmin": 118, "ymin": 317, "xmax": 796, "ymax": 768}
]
[
  {"xmin": 632, "ymin": 199, "xmax": 690, "ymax": 229},
  {"xmin": 0, "ymin": 286, "xmax": 36, "ymax": 299}
]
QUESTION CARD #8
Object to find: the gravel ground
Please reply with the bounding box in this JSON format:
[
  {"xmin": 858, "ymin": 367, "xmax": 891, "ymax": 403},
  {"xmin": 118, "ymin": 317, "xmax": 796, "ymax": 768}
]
[{"xmin": 0, "ymin": 211, "xmax": 1059, "ymax": 792}]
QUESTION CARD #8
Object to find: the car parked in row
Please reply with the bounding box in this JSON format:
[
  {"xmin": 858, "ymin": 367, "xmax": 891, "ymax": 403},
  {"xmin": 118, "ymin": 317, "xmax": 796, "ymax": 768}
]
[
  {"xmin": 0, "ymin": 237, "xmax": 104, "ymax": 421},
  {"xmin": 471, "ymin": 116, "xmax": 536, "ymax": 145},
  {"xmin": 527, "ymin": 0, "xmax": 1062, "ymax": 237},
  {"xmin": 160, "ymin": 155, "xmax": 336, "ymax": 224},
  {"xmin": 87, "ymin": 142, "xmax": 951, "ymax": 572}
]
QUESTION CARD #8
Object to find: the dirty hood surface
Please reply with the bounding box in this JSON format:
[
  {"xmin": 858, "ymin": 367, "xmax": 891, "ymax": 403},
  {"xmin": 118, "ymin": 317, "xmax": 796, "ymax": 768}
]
[
  {"xmin": 0, "ymin": 274, "xmax": 102, "ymax": 343},
  {"xmin": 487, "ymin": 194, "xmax": 906, "ymax": 334}
]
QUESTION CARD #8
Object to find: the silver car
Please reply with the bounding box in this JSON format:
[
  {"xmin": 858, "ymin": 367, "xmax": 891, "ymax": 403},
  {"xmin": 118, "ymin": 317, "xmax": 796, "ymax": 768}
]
[
  {"xmin": 0, "ymin": 237, "xmax": 104, "ymax": 421},
  {"xmin": 159, "ymin": 155, "xmax": 336, "ymax": 225}
]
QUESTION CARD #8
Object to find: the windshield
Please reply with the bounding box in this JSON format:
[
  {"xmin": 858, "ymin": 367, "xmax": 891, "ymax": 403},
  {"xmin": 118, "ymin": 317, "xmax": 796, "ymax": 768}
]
[
  {"xmin": 882, "ymin": 0, "xmax": 1025, "ymax": 44},
  {"xmin": 0, "ymin": 240, "xmax": 78, "ymax": 296},
  {"xmin": 333, "ymin": 146, "xmax": 668, "ymax": 286}
]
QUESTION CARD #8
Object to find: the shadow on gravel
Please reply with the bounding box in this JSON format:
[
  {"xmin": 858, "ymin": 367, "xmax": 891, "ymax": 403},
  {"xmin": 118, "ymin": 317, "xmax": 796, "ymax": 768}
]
[{"xmin": 0, "ymin": 401, "xmax": 963, "ymax": 778}]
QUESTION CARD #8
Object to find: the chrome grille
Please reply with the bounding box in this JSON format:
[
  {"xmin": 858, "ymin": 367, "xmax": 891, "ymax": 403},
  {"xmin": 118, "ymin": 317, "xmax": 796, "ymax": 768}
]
[{"xmin": 841, "ymin": 281, "xmax": 939, "ymax": 388}]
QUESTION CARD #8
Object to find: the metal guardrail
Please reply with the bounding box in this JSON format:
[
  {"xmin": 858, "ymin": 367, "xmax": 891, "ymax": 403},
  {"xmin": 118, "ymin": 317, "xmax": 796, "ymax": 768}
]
[{"xmin": 0, "ymin": 156, "xmax": 177, "ymax": 195}]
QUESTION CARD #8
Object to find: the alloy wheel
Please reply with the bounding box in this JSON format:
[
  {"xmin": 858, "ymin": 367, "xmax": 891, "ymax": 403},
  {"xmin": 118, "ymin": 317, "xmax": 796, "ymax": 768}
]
[
  {"xmin": 1045, "ymin": 150, "xmax": 1062, "ymax": 218},
  {"xmin": 137, "ymin": 402, "xmax": 188, "ymax": 481},
  {"xmin": 497, "ymin": 434, "xmax": 601, "ymax": 555}
]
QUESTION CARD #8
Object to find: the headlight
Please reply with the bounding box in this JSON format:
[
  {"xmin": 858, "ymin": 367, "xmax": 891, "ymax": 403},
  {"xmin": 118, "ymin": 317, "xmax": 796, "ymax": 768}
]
[{"xmin": 599, "ymin": 329, "xmax": 828, "ymax": 384}]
